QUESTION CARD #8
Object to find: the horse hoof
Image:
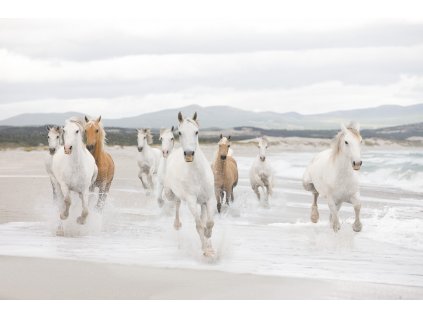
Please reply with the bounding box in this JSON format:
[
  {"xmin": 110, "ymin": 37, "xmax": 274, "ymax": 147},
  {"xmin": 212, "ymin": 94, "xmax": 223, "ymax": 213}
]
[
  {"xmin": 174, "ymin": 221, "xmax": 182, "ymax": 230},
  {"xmin": 332, "ymin": 222, "xmax": 341, "ymax": 232},
  {"xmin": 311, "ymin": 209, "xmax": 319, "ymax": 223},
  {"xmin": 203, "ymin": 248, "xmax": 216, "ymax": 258},
  {"xmin": 60, "ymin": 212, "xmax": 69, "ymax": 220},
  {"xmin": 76, "ymin": 216, "xmax": 87, "ymax": 225},
  {"xmin": 56, "ymin": 226, "xmax": 64, "ymax": 236},
  {"xmin": 353, "ymin": 221, "xmax": 362, "ymax": 232}
]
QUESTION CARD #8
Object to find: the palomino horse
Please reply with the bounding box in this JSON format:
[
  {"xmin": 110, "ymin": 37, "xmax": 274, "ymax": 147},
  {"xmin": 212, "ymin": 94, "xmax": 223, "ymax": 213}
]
[
  {"xmin": 249, "ymin": 137, "xmax": 274, "ymax": 204},
  {"xmin": 52, "ymin": 117, "xmax": 98, "ymax": 226},
  {"xmin": 164, "ymin": 112, "xmax": 215, "ymax": 257},
  {"xmin": 137, "ymin": 128, "xmax": 161, "ymax": 193},
  {"xmin": 84, "ymin": 115, "xmax": 115, "ymax": 210},
  {"xmin": 157, "ymin": 126, "xmax": 175, "ymax": 207},
  {"xmin": 303, "ymin": 122, "xmax": 363, "ymax": 232},
  {"xmin": 212, "ymin": 135, "xmax": 238, "ymax": 213},
  {"xmin": 45, "ymin": 126, "xmax": 62, "ymax": 201}
]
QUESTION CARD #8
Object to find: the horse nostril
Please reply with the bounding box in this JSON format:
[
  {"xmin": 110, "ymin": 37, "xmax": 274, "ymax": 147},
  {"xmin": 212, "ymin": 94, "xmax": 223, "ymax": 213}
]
[
  {"xmin": 359, "ymin": 161, "xmax": 363, "ymax": 166},
  {"xmin": 69, "ymin": 146, "xmax": 73, "ymax": 150},
  {"xmin": 184, "ymin": 151, "xmax": 187, "ymax": 156}
]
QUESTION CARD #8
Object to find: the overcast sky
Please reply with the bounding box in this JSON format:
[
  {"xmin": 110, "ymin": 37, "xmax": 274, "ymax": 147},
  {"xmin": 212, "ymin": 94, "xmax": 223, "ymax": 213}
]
[{"xmin": 1, "ymin": 11, "xmax": 423, "ymax": 119}]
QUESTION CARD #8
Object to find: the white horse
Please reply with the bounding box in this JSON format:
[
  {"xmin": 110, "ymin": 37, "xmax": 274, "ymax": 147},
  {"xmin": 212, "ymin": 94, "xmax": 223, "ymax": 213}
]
[
  {"xmin": 249, "ymin": 137, "xmax": 274, "ymax": 203},
  {"xmin": 157, "ymin": 126, "xmax": 175, "ymax": 207},
  {"xmin": 137, "ymin": 128, "xmax": 161, "ymax": 193},
  {"xmin": 45, "ymin": 126, "xmax": 62, "ymax": 201},
  {"xmin": 52, "ymin": 118, "xmax": 98, "ymax": 225},
  {"xmin": 164, "ymin": 112, "xmax": 216, "ymax": 257},
  {"xmin": 303, "ymin": 122, "xmax": 363, "ymax": 232}
]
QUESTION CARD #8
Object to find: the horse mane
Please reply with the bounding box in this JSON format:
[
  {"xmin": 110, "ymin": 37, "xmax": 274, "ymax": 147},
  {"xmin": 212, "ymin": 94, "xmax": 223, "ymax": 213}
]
[
  {"xmin": 66, "ymin": 117, "xmax": 85, "ymax": 136},
  {"xmin": 185, "ymin": 118, "xmax": 199, "ymax": 127},
  {"xmin": 86, "ymin": 119, "xmax": 106, "ymax": 149},
  {"xmin": 139, "ymin": 128, "xmax": 153, "ymax": 145}
]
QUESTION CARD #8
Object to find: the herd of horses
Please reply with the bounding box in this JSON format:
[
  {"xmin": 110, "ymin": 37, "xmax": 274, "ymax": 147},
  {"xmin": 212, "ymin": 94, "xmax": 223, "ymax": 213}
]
[{"xmin": 45, "ymin": 111, "xmax": 363, "ymax": 257}]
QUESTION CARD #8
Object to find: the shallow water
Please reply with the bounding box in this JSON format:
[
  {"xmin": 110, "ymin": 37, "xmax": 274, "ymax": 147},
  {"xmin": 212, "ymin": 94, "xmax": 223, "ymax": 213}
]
[{"xmin": 0, "ymin": 146, "xmax": 422, "ymax": 287}]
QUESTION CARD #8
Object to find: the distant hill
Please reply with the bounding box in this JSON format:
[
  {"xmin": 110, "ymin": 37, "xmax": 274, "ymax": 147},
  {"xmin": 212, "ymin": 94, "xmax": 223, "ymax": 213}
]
[
  {"xmin": 1, "ymin": 122, "xmax": 422, "ymax": 147},
  {"xmin": 0, "ymin": 104, "xmax": 422, "ymax": 130}
]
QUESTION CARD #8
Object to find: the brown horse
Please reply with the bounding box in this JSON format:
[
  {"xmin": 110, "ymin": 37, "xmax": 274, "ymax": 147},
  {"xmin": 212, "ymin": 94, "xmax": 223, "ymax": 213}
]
[
  {"xmin": 84, "ymin": 115, "xmax": 115, "ymax": 210},
  {"xmin": 212, "ymin": 135, "xmax": 238, "ymax": 213}
]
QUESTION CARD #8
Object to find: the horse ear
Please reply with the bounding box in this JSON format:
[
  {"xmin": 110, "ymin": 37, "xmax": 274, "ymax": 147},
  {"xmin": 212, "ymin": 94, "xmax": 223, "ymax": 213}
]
[
  {"xmin": 96, "ymin": 116, "xmax": 101, "ymax": 123},
  {"xmin": 340, "ymin": 122, "xmax": 348, "ymax": 134},
  {"xmin": 348, "ymin": 121, "xmax": 360, "ymax": 132},
  {"xmin": 192, "ymin": 112, "xmax": 197, "ymax": 122},
  {"xmin": 85, "ymin": 115, "xmax": 89, "ymax": 123},
  {"xmin": 54, "ymin": 126, "xmax": 60, "ymax": 132},
  {"xmin": 159, "ymin": 128, "xmax": 166, "ymax": 136},
  {"xmin": 219, "ymin": 134, "xmax": 223, "ymax": 140},
  {"xmin": 46, "ymin": 125, "xmax": 50, "ymax": 132},
  {"xmin": 171, "ymin": 126, "xmax": 174, "ymax": 132},
  {"xmin": 228, "ymin": 135, "xmax": 231, "ymax": 140},
  {"xmin": 178, "ymin": 112, "xmax": 183, "ymax": 123}
]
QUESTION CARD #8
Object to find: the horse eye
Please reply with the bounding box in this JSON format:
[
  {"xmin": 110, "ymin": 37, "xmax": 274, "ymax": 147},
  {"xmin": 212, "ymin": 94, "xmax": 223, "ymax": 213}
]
[
  {"xmin": 178, "ymin": 132, "xmax": 182, "ymax": 136},
  {"xmin": 345, "ymin": 141, "xmax": 348, "ymax": 145},
  {"xmin": 228, "ymin": 144, "xmax": 230, "ymax": 147},
  {"xmin": 76, "ymin": 130, "xmax": 79, "ymax": 134},
  {"xmin": 171, "ymin": 138, "xmax": 174, "ymax": 141},
  {"xmin": 48, "ymin": 136, "xmax": 50, "ymax": 139},
  {"xmin": 96, "ymin": 129, "xmax": 99, "ymax": 133},
  {"xmin": 56, "ymin": 136, "xmax": 59, "ymax": 139},
  {"xmin": 195, "ymin": 131, "xmax": 199, "ymax": 135}
]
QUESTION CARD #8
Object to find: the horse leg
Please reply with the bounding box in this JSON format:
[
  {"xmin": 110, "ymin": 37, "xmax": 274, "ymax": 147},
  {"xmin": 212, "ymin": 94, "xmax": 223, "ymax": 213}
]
[
  {"xmin": 96, "ymin": 182, "xmax": 111, "ymax": 211},
  {"xmin": 231, "ymin": 185, "xmax": 235, "ymax": 202},
  {"xmin": 350, "ymin": 193, "xmax": 362, "ymax": 232},
  {"xmin": 203, "ymin": 199, "xmax": 215, "ymax": 257},
  {"xmin": 215, "ymin": 188, "xmax": 222, "ymax": 213},
  {"xmin": 77, "ymin": 191, "xmax": 89, "ymax": 225},
  {"xmin": 311, "ymin": 192, "xmax": 319, "ymax": 223},
  {"xmin": 252, "ymin": 184, "xmax": 260, "ymax": 200},
  {"xmin": 328, "ymin": 197, "xmax": 341, "ymax": 232},
  {"xmin": 186, "ymin": 197, "xmax": 207, "ymax": 255},
  {"xmin": 157, "ymin": 180, "xmax": 165, "ymax": 207},
  {"xmin": 139, "ymin": 171, "xmax": 148, "ymax": 190},
  {"xmin": 148, "ymin": 167, "xmax": 155, "ymax": 191},
  {"xmin": 174, "ymin": 199, "xmax": 182, "ymax": 230},
  {"xmin": 59, "ymin": 183, "xmax": 71, "ymax": 220}
]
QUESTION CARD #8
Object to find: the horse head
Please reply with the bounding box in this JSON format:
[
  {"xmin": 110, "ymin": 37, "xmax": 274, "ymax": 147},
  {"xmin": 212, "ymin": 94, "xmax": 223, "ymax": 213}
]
[
  {"xmin": 218, "ymin": 134, "xmax": 231, "ymax": 161},
  {"xmin": 258, "ymin": 137, "xmax": 269, "ymax": 162},
  {"xmin": 178, "ymin": 112, "xmax": 199, "ymax": 163},
  {"xmin": 159, "ymin": 126, "xmax": 175, "ymax": 158},
  {"xmin": 339, "ymin": 122, "xmax": 363, "ymax": 170},
  {"xmin": 84, "ymin": 115, "xmax": 103, "ymax": 153}
]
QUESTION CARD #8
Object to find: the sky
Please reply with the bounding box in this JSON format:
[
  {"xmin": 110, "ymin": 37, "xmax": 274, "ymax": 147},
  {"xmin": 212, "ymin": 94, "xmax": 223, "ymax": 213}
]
[{"xmin": 1, "ymin": 1, "xmax": 423, "ymax": 120}]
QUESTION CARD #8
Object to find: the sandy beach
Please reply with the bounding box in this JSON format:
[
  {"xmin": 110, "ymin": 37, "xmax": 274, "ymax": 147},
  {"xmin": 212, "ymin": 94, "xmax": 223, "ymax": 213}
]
[{"xmin": 0, "ymin": 143, "xmax": 422, "ymax": 299}]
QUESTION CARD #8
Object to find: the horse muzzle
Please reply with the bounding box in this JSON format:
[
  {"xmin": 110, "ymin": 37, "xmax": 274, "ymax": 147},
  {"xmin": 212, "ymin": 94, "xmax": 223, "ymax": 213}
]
[
  {"xmin": 352, "ymin": 160, "xmax": 363, "ymax": 170},
  {"xmin": 260, "ymin": 156, "xmax": 266, "ymax": 162},
  {"xmin": 162, "ymin": 150, "xmax": 169, "ymax": 158},
  {"xmin": 49, "ymin": 148, "xmax": 56, "ymax": 155},
  {"xmin": 86, "ymin": 144, "xmax": 95, "ymax": 152},
  {"xmin": 64, "ymin": 146, "xmax": 73, "ymax": 155},
  {"xmin": 220, "ymin": 155, "xmax": 227, "ymax": 160},
  {"xmin": 184, "ymin": 151, "xmax": 195, "ymax": 162},
  {"xmin": 138, "ymin": 147, "xmax": 143, "ymax": 152}
]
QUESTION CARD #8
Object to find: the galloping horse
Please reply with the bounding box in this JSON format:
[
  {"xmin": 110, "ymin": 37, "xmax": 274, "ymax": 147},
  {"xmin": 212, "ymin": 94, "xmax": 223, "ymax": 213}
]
[
  {"xmin": 212, "ymin": 135, "xmax": 238, "ymax": 213},
  {"xmin": 52, "ymin": 117, "xmax": 98, "ymax": 225},
  {"xmin": 303, "ymin": 122, "xmax": 363, "ymax": 232},
  {"xmin": 165, "ymin": 112, "xmax": 216, "ymax": 257},
  {"xmin": 157, "ymin": 127, "xmax": 175, "ymax": 207},
  {"xmin": 137, "ymin": 128, "xmax": 161, "ymax": 193},
  {"xmin": 45, "ymin": 126, "xmax": 62, "ymax": 201},
  {"xmin": 85, "ymin": 115, "xmax": 115, "ymax": 210},
  {"xmin": 250, "ymin": 137, "xmax": 274, "ymax": 204}
]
